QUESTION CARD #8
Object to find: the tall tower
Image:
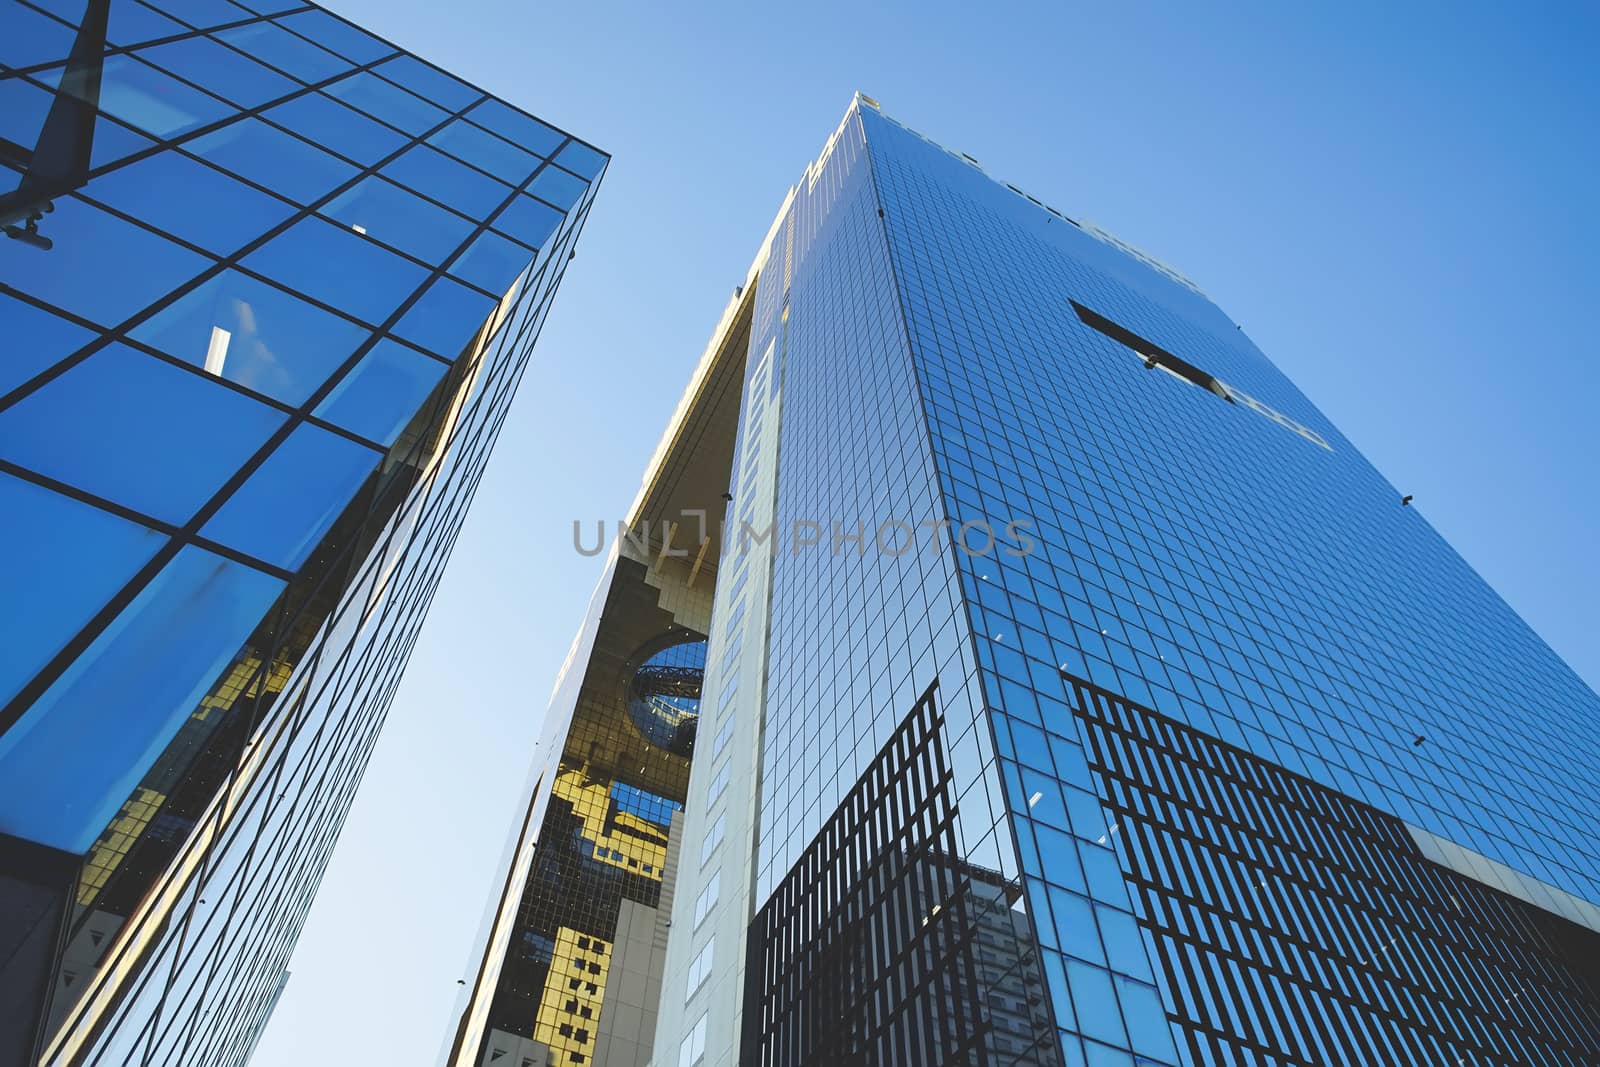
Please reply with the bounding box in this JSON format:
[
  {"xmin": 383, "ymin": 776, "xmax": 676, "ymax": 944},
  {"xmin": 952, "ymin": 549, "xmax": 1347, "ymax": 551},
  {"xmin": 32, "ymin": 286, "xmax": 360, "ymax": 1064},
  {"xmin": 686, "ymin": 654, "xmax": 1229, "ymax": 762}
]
[
  {"xmin": 0, "ymin": 3, "xmax": 605, "ymax": 1064},
  {"xmin": 457, "ymin": 96, "xmax": 1600, "ymax": 1067}
]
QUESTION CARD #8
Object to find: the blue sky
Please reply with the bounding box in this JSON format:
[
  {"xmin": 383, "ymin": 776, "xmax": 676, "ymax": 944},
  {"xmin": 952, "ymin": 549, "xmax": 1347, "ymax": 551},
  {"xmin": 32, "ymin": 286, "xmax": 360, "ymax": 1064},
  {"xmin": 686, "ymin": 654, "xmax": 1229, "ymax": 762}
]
[{"xmin": 251, "ymin": 2, "xmax": 1599, "ymax": 1063}]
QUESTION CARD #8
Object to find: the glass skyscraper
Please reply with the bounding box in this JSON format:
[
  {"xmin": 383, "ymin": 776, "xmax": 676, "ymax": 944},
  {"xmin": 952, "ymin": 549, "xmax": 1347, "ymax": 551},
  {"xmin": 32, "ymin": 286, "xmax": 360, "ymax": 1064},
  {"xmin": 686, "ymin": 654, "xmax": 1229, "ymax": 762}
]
[
  {"xmin": 0, "ymin": 3, "xmax": 605, "ymax": 1064},
  {"xmin": 455, "ymin": 95, "xmax": 1598, "ymax": 1067}
]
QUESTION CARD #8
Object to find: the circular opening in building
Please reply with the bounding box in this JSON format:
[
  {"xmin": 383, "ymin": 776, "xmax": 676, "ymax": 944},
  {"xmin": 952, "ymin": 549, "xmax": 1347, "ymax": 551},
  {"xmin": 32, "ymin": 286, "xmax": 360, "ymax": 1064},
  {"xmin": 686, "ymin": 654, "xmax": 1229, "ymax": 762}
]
[{"xmin": 627, "ymin": 637, "xmax": 706, "ymax": 757}]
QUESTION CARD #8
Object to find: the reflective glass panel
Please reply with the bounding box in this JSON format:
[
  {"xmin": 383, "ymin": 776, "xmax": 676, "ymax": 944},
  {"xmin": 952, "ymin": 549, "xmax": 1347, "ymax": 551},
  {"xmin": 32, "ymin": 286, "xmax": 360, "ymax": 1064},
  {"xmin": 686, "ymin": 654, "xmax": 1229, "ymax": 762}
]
[
  {"xmin": 1, "ymin": 4, "xmax": 75, "ymax": 70},
  {"xmin": 104, "ymin": 1, "xmax": 187, "ymax": 47},
  {"xmin": 427, "ymin": 119, "xmax": 538, "ymax": 186},
  {"xmin": 0, "ymin": 292, "xmax": 93, "ymax": 396},
  {"xmin": 0, "ymin": 72, "xmax": 53, "ymax": 152},
  {"xmin": 0, "ymin": 196, "xmax": 209, "ymax": 328},
  {"xmin": 390, "ymin": 275, "xmax": 496, "ymax": 359},
  {"xmin": 84, "ymin": 149, "xmax": 297, "ymax": 256},
  {"xmin": 132, "ymin": 269, "xmax": 368, "ymax": 405},
  {"xmin": 380, "ymin": 143, "xmax": 511, "ymax": 218},
  {"xmin": 464, "ymin": 98, "xmax": 564, "ymax": 156},
  {"xmin": 449, "ymin": 228, "xmax": 533, "ymax": 295},
  {"xmin": 274, "ymin": 8, "xmax": 393, "ymax": 65},
  {"xmin": 202, "ymin": 422, "xmax": 380, "ymax": 569},
  {"xmin": 264, "ymin": 91, "xmax": 406, "ymax": 167},
  {"xmin": 319, "ymin": 175, "xmax": 476, "ymax": 264},
  {"xmin": 213, "ymin": 21, "xmax": 354, "ymax": 83},
  {"xmin": 324, "ymin": 70, "xmax": 446, "ymax": 135},
  {"xmin": 242, "ymin": 215, "xmax": 428, "ymax": 325},
  {"xmin": 373, "ymin": 54, "xmax": 478, "ymax": 111},
  {"xmin": 153, "ymin": 0, "xmax": 254, "ymax": 26},
  {"xmin": 53, "ymin": 54, "xmax": 236, "ymax": 138},
  {"xmin": 553, "ymin": 140, "xmax": 607, "ymax": 180},
  {"xmin": 135, "ymin": 34, "xmax": 297, "ymax": 108},
  {"xmin": 529, "ymin": 165, "xmax": 587, "ymax": 211},
  {"xmin": 314, "ymin": 338, "xmax": 447, "ymax": 446},
  {"xmin": 492, "ymin": 193, "xmax": 563, "ymax": 251},
  {"xmin": 0, "ymin": 544, "xmax": 284, "ymax": 853},
  {"xmin": 184, "ymin": 115, "xmax": 357, "ymax": 204},
  {"xmin": 0, "ymin": 473, "xmax": 165, "ymax": 708},
  {"xmin": 0, "ymin": 343, "xmax": 286, "ymax": 524}
]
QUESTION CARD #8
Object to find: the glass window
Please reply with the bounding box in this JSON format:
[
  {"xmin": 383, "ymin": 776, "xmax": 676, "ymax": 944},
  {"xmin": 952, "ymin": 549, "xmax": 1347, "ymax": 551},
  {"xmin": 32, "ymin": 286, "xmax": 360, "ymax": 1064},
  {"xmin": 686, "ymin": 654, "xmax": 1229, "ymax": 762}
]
[
  {"xmin": 264, "ymin": 91, "xmax": 406, "ymax": 167},
  {"xmin": 0, "ymin": 71, "xmax": 54, "ymax": 154},
  {"xmin": 85, "ymin": 150, "xmax": 297, "ymax": 256},
  {"xmin": 47, "ymin": 54, "xmax": 237, "ymax": 138},
  {"xmin": 152, "ymin": 0, "xmax": 254, "ymax": 27},
  {"xmin": 136, "ymin": 34, "xmax": 297, "ymax": 109},
  {"xmin": 0, "ymin": 473, "xmax": 165, "ymax": 709},
  {"xmin": 427, "ymin": 119, "xmax": 539, "ymax": 186},
  {"xmin": 324, "ymin": 70, "xmax": 446, "ymax": 135},
  {"xmin": 313, "ymin": 338, "xmax": 447, "ymax": 447},
  {"xmin": 202, "ymin": 422, "xmax": 379, "ymax": 569},
  {"xmin": 448, "ymin": 229, "xmax": 532, "ymax": 295},
  {"xmin": 553, "ymin": 140, "xmax": 607, "ymax": 181},
  {"xmin": 319, "ymin": 175, "xmax": 476, "ymax": 264},
  {"xmin": 0, "ymin": 544, "xmax": 284, "ymax": 853},
  {"xmin": 243, "ymin": 215, "xmax": 429, "ymax": 326},
  {"xmin": 0, "ymin": 344, "xmax": 286, "ymax": 524},
  {"xmin": 273, "ymin": 8, "xmax": 393, "ymax": 66},
  {"xmin": 132, "ymin": 269, "xmax": 368, "ymax": 405},
  {"xmin": 1065, "ymin": 959, "xmax": 1128, "ymax": 1047},
  {"xmin": 464, "ymin": 98, "xmax": 564, "ymax": 157},
  {"xmin": 529, "ymin": 165, "xmax": 588, "ymax": 211},
  {"xmin": 0, "ymin": 293, "xmax": 93, "ymax": 396},
  {"xmin": 184, "ymin": 115, "xmax": 357, "ymax": 204},
  {"xmin": 380, "ymin": 143, "xmax": 511, "ymax": 219},
  {"xmin": 0, "ymin": 196, "xmax": 209, "ymax": 328},
  {"xmin": 231, "ymin": 0, "xmax": 302, "ymax": 13},
  {"xmin": 373, "ymin": 54, "xmax": 478, "ymax": 112},
  {"xmin": 1, "ymin": 4, "xmax": 75, "ymax": 71},
  {"xmin": 492, "ymin": 193, "xmax": 564, "ymax": 250},
  {"xmin": 105, "ymin": 1, "xmax": 187, "ymax": 47},
  {"xmin": 390, "ymin": 275, "xmax": 496, "ymax": 360},
  {"xmin": 213, "ymin": 21, "xmax": 354, "ymax": 83}
]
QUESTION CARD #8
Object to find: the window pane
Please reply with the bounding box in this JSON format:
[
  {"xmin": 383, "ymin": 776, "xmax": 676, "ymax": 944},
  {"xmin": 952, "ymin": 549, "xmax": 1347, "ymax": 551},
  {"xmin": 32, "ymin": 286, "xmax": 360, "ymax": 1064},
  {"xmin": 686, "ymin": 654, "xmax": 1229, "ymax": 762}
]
[
  {"xmin": 380, "ymin": 143, "xmax": 511, "ymax": 219},
  {"xmin": 132, "ymin": 269, "xmax": 368, "ymax": 405},
  {"xmin": 529, "ymin": 165, "xmax": 588, "ymax": 211},
  {"xmin": 464, "ymin": 98, "xmax": 564, "ymax": 157},
  {"xmin": 153, "ymin": 0, "xmax": 254, "ymax": 28},
  {"xmin": 243, "ymin": 215, "xmax": 429, "ymax": 325},
  {"xmin": 492, "ymin": 193, "xmax": 564, "ymax": 250},
  {"xmin": 449, "ymin": 228, "xmax": 533, "ymax": 296},
  {"xmin": 213, "ymin": 21, "xmax": 354, "ymax": 83},
  {"xmin": 314, "ymin": 338, "xmax": 447, "ymax": 447},
  {"xmin": 324, "ymin": 70, "xmax": 446, "ymax": 135},
  {"xmin": 0, "ymin": 196, "xmax": 210, "ymax": 328},
  {"xmin": 0, "ymin": 544, "xmax": 284, "ymax": 853},
  {"xmin": 203, "ymin": 422, "xmax": 380, "ymax": 569},
  {"xmin": 264, "ymin": 91, "xmax": 406, "ymax": 167},
  {"xmin": 373, "ymin": 54, "xmax": 478, "ymax": 111},
  {"xmin": 136, "ymin": 34, "xmax": 297, "ymax": 109},
  {"xmin": 320, "ymin": 175, "xmax": 476, "ymax": 264},
  {"xmin": 0, "ymin": 293, "xmax": 93, "ymax": 396},
  {"xmin": 53, "ymin": 54, "xmax": 236, "ymax": 138},
  {"xmin": 553, "ymin": 140, "xmax": 607, "ymax": 181},
  {"xmin": 391, "ymin": 277, "xmax": 496, "ymax": 360},
  {"xmin": 85, "ymin": 149, "xmax": 297, "ymax": 256},
  {"xmin": 427, "ymin": 119, "xmax": 539, "ymax": 186},
  {"xmin": 185, "ymin": 115, "xmax": 357, "ymax": 204},
  {"xmin": 0, "ymin": 473, "xmax": 165, "ymax": 709},
  {"xmin": 1, "ymin": 4, "xmax": 75, "ymax": 70},
  {"xmin": 0, "ymin": 72, "xmax": 54, "ymax": 154},
  {"xmin": 274, "ymin": 8, "xmax": 393, "ymax": 65},
  {"xmin": 0, "ymin": 344, "xmax": 287, "ymax": 524},
  {"xmin": 106, "ymin": 2, "xmax": 187, "ymax": 47}
]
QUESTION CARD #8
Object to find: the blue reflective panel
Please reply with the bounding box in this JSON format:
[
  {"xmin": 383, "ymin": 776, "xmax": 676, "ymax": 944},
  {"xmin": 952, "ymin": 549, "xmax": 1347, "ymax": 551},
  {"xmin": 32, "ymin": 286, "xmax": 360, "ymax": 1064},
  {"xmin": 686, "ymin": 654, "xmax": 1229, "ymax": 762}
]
[
  {"xmin": 105, "ymin": 1, "xmax": 187, "ymax": 46},
  {"xmin": 202, "ymin": 422, "xmax": 379, "ymax": 569},
  {"xmin": 314, "ymin": 338, "xmax": 446, "ymax": 446},
  {"xmin": 264, "ymin": 90, "xmax": 407, "ymax": 167},
  {"xmin": 492, "ymin": 193, "xmax": 564, "ymax": 250},
  {"xmin": 0, "ymin": 72, "xmax": 53, "ymax": 152},
  {"xmin": 136, "ymin": 34, "xmax": 297, "ymax": 108},
  {"xmin": 373, "ymin": 54, "xmax": 478, "ymax": 111},
  {"xmin": 464, "ymin": 98, "xmax": 564, "ymax": 156},
  {"xmin": 391, "ymin": 276, "xmax": 496, "ymax": 360},
  {"xmin": 0, "ymin": 544, "xmax": 284, "ymax": 853},
  {"xmin": 1, "ymin": 4, "xmax": 75, "ymax": 69},
  {"xmin": 185, "ymin": 115, "xmax": 357, "ymax": 203},
  {"xmin": 0, "ymin": 473, "xmax": 165, "ymax": 708},
  {"xmin": 0, "ymin": 196, "xmax": 209, "ymax": 327},
  {"xmin": 427, "ymin": 119, "xmax": 539, "ymax": 186},
  {"xmin": 213, "ymin": 21, "xmax": 353, "ymax": 83},
  {"xmin": 57, "ymin": 54, "xmax": 236, "ymax": 138},
  {"xmin": 1064, "ymin": 959, "xmax": 1128, "ymax": 1047},
  {"xmin": 85, "ymin": 113, "xmax": 158, "ymax": 170},
  {"xmin": 324, "ymin": 70, "xmax": 446, "ymax": 135},
  {"xmin": 152, "ymin": 0, "xmax": 254, "ymax": 27},
  {"xmin": 231, "ymin": 0, "xmax": 301, "ymax": 12},
  {"xmin": 0, "ymin": 293, "xmax": 93, "ymax": 396},
  {"xmin": 320, "ymin": 175, "xmax": 476, "ymax": 264},
  {"xmin": 449, "ymin": 228, "xmax": 533, "ymax": 295},
  {"xmin": 273, "ymin": 8, "xmax": 393, "ymax": 65},
  {"xmin": 84, "ymin": 149, "xmax": 296, "ymax": 256},
  {"xmin": 529, "ymin": 165, "xmax": 588, "ymax": 211},
  {"xmin": 0, "ymin": 344, "xmax": 286, "ymax": 523},
  {"xmin": 553, "ymin": 140, "xmax": 607, "ymax": 181},
  {"xmin": 1113, "ymin": 976, "xmax": 1179, "ymax": 1062},
  {"xmin": 380, "ymin": 143, "xmax": 511, "ymax": 219},
  {"xmin": 132, "ymin": 269, "xmax": 368, "ymax": 405},
  {"xmin": 243, "ymin": 215, "xmax": 428, "ymax": 325}
]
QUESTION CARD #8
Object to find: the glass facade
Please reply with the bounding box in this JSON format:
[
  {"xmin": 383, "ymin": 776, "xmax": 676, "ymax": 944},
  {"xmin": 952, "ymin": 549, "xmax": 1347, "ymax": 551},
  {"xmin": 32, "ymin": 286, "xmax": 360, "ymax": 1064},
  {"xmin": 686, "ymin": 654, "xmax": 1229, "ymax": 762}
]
[{"xmin": 0, "ymin": 3, "xmax": 605, "ymax": 1064}]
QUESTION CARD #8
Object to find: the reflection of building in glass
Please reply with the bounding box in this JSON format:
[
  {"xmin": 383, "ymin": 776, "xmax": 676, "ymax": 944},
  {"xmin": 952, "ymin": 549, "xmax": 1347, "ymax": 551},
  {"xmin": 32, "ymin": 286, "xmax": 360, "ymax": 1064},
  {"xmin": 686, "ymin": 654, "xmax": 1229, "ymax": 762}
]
[{"xmin": 0, "ymin": 3, "xmax": 604, "ymax": 1064}]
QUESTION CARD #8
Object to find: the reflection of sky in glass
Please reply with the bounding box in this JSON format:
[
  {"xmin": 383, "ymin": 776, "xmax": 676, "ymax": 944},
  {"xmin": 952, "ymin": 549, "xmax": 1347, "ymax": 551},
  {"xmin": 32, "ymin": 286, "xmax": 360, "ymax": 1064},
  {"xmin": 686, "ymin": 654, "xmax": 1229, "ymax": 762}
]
[{"xmin": 609, "ymin": 780, "xmax": 680, "ymax": 827}]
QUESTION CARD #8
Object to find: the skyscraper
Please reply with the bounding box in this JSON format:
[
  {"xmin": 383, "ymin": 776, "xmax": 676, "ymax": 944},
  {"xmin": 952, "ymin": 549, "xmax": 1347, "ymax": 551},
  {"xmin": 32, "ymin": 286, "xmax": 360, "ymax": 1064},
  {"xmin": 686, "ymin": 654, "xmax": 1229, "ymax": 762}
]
[
  {"xmin": 0, "ymin": 3, "xmax": 605, "ymax": 1064},
  {"xmin": 454, "ymin": 95, "xmax": 1600, "ymax": 1067}
]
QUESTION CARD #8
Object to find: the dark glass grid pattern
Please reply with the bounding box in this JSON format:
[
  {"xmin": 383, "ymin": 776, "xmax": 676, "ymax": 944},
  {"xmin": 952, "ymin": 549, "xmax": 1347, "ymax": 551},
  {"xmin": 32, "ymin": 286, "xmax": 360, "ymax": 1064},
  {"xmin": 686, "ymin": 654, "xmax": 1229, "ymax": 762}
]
[{"xmin": 0, "ymin": 2, "xmax": 606, "ymax": 1062}]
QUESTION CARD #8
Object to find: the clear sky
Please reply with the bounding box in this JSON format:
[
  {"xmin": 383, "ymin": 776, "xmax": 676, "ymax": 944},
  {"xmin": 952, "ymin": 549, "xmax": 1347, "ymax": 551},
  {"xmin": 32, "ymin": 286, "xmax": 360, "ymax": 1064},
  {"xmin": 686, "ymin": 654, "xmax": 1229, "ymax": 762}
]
[{"xmin": 251, "ymin": 2, "xmax": 1599, "ymax": 1063}]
